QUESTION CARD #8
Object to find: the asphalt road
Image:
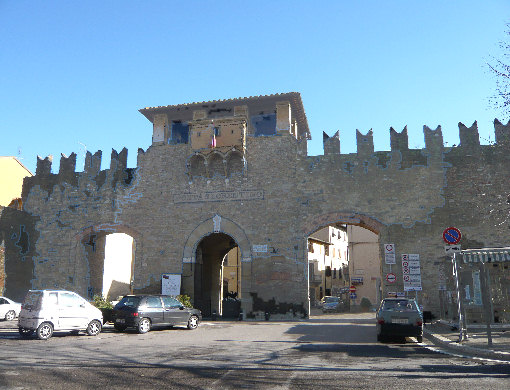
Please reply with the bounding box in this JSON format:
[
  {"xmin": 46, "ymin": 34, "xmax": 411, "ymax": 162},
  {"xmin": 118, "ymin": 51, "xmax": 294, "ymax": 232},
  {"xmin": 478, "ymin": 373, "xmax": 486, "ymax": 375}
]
[{"xmin": 0, "ymin": 313, "xmax": 509, "ymax": 389}]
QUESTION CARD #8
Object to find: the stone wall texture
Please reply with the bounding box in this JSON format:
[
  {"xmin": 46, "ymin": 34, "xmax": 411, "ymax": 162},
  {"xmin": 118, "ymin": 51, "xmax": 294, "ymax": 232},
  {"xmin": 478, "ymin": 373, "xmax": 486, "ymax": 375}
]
[{"xmin": 1, "ymin": 93, "xmax": 509, "ymax": 318}]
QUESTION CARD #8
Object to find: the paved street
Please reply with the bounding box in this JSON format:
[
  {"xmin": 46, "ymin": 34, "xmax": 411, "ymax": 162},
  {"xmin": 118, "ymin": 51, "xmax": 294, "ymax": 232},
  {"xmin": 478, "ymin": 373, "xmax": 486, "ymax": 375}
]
[{"xmin": 0, "ymin": 313, "xmax": 509, "ymax": 389}]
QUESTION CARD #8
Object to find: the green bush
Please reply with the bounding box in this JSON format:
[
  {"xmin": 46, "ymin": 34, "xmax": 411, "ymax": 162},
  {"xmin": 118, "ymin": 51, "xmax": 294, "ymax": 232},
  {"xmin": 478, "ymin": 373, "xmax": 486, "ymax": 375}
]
[
  {"xmin": 91, "ymin": 294, "xmax": 113, "ymax": 309},
  {"xmin": 360, "ymin": 297, "xmax": 372, "ymax": 311},
  {"xmin": 176, "ymin": 294, "xmax": 192, "ymax": 308}
]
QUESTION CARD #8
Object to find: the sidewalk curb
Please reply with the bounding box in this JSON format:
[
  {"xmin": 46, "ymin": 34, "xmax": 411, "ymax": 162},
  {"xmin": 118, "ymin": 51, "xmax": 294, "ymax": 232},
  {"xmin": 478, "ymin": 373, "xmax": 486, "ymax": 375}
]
[{"xmin": 423, "ymin": 328, "xmax": 510, "ymax": 362}]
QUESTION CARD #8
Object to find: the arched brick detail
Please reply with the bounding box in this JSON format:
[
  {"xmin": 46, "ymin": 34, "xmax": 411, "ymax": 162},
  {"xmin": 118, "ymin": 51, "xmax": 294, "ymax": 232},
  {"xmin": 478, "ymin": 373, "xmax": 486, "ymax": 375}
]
[
  {"xmin": 182, "ymin": 215, "xmax": 251, "ymax": 263},
  {"xmin": 188, "ymin": 154, "xmax": 207, "ymax": 178},
  {"xmin": 226, "ymin": 150, "xmax": 244, "ymax": 177},
  {"xmin": 207, "ymin": 152, "xmax": 225, "ymax": 178},
  {"xmin": 302, "ymin": 212, "xmax": 384, "ymax": 236},
  {"xmin": 70, "ymin": 223, "xmax": 142, "ymax": 298}
]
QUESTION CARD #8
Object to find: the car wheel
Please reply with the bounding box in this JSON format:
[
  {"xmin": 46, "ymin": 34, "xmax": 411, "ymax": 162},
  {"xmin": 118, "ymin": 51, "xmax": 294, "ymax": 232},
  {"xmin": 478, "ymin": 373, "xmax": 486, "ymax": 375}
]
[
  {"xmin": 417, "ymin": 335, "xmax": 423, "ymax": 343},
  {"xmin": 5, "ymin": 310, "xmax": 16, "ymax": 321},
  {"xmin": 36, "ymin": 322, "xmax": 54, "ymax": 340},
  {"xmin": 86, "ymin": 320, "xmax": 102, "ymax": 336},
  {"xmin": 187, "ymin": 315, "xmax": 199, "ymax": 330},
  {"xmin": 114, "ymin": 323, "xmax": 127, "ymax": 332},
  {"xmin": 19, "ymin": 327, "xmax": 34, "ymax": 338},
  {"xmin": 137, "ymin": 318, "xmax": 151, "ymax": 334}
]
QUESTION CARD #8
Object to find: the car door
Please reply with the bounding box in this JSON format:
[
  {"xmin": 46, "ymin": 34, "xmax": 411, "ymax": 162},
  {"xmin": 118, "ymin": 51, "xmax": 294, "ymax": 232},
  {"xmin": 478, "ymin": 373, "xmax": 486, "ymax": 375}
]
[
  {"xmin": 0, "ymin": 298, "xmax": 8, "ymax": 317},
  {"xmin": 58, "ymin": 292, "xmax": 88, "ymax": 329},
  {"xmin": 162, "ymin": 296, "xmax": 188, "ymax": 325},
  {"xmin": 143, "ymin": 296, "xmax": 165, "ymax": 325}
]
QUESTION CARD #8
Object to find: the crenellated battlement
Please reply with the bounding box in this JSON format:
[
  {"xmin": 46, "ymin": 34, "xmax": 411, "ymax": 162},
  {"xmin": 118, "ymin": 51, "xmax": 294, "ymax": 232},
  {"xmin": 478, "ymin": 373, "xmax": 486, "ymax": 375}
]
[
  {"xmin": 390, "ymin": 126, "xmax": 408, "ymax": 151},
  {"xmin": 322, "ymin": 120, "xmax": 510, "ymax": 159},
  {"xmin": 23, "ymin": 148, "xmax": 138, "ymax": 202}
]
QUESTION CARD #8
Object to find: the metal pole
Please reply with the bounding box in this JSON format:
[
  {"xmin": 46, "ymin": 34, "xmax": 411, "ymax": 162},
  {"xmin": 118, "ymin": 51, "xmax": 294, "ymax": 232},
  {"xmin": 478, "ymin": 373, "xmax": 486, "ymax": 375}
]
[
  {"xmin": 480, "ymin": 263, "xmax": 493, "ymax": 347},
  {"xmin": 453, "ymin": 253, "xmax": 466, "ymax": 342}
]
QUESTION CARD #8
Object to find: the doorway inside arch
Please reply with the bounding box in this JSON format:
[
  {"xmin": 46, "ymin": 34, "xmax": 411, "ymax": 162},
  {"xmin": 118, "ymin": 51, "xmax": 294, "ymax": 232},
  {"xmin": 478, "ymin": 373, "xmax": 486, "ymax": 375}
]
[
  {"xmin": 82, "ymin": 232, "xmax": 135, "ymax": 300},
  {"xmin": 307, "ymin": 224, "xmax": 381, "ymax": 312},
  {"xmin": 194, "ymin": 233, "xmax": 240, "ymax": 318}
]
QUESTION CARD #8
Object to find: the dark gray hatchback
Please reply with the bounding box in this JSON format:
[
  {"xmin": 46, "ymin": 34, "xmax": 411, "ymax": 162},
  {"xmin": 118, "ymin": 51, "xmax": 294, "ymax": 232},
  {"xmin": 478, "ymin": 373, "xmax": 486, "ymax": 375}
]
[
  {"xmin": 112, "ymin": 295, "xmax": 202, "ymax": 334},
  {"xmin": 376, "ymin": 298, "xmax": 423, "ymax": 342}
]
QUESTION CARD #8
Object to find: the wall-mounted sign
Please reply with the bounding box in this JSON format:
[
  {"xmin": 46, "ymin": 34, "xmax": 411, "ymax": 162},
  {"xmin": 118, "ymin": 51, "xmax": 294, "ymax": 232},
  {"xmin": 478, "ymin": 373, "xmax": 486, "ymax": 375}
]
[
  {"xmin": 386, "ymin": 273, "xmax": 396, "ymax": 283},
  {"xmin": 384, "ymin": 243, "xmax": 396, "ymax": 264},
  {"xmin": 174, "ymin": 190, "xmax": 264, "ymax": 203},
  {"xmin": 162, "ymin": 273, "xmax": 181, "ymax": 296},
  {"xmin": 402, "ymin": 254, "xmax": 422, "ymax": 291},
  {"xmin": 252, "ymin": 245, "xmax": 268, "ymax": 253},
  {"xmin": 351, "ymin": 277, "xmax": 364, "ymax": 285}
]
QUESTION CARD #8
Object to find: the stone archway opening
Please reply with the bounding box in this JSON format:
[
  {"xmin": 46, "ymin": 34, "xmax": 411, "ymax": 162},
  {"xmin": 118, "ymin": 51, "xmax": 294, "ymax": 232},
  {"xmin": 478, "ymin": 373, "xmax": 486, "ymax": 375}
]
[
  {"xmin": 80, "ymin": 231, "xmax": 135, "ymax": 300},
  {"xmin": 194, "ymin": 233, "xmax": 240, "ymax": 318},
  {"xmin": 305, "ymin": 214, "xmax": 382, "ymax": 313}
]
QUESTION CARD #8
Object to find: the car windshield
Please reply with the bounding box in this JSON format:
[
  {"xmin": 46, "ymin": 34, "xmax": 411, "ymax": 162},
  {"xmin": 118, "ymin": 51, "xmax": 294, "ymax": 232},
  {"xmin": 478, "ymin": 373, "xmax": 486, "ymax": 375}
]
[
  {"xmin": 382, "ymin": 300, "xmax": 417, "ymax": 312},
  {"xmin": 324, "ymin": 297, "xmax": 339, "ymax": 303},
  {"xmin": 23, "ymin": 291, "xmax": 42, "ymax": 310},
  {"xmin": 116, "ymin": 296, "xmax": 141, "ymax": 308}
]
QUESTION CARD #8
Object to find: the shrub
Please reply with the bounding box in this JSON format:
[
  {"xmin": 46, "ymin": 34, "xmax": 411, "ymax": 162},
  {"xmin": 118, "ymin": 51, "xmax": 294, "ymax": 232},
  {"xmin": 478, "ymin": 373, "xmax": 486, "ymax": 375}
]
[
  {"xmin": 91, "ymin": 294, "xmax": 113, "ymax": 309},
  {"xmin": 176, "ymin": 294, "xmax": 192, "ymax": 308}
]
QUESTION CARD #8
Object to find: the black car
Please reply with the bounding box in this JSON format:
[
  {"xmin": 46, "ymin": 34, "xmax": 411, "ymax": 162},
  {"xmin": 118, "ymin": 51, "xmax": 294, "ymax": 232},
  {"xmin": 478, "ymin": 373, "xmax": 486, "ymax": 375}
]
[{"xmin": 112, "ymin": 295, "xmax": 202, "ymax": 333}]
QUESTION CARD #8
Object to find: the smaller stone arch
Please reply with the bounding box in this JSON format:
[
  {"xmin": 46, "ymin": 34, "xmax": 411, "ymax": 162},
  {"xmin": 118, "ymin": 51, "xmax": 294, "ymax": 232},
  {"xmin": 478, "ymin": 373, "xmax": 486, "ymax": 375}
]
[
  {"xmin": 226, "ymin": 150, "xmax": 245, "ymax": 177},
  {"xmin": 182, "ymin": 215, "xmax": 251, "ymax": 263},
  {"xmin": 188, "ymin": 154, "xmax": 207, "ymax": 178},
  {"xmin": 302, "ymin": 212, "xmax": 384, "ymax": 237},
  {"xmin": 207, "ymin": 152, "xmax": 226, "ymax": 178},
  {"xmin": 71, "ymin": 223, "xmax": 143, "ymax": 299}
]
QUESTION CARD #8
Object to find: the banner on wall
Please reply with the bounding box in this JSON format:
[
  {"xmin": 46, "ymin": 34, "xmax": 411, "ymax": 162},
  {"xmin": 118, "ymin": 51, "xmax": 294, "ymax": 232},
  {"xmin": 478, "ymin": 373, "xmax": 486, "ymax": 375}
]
[{"xmin": 162, "ymin": 273, "xmax": 182, "ymax": 296}]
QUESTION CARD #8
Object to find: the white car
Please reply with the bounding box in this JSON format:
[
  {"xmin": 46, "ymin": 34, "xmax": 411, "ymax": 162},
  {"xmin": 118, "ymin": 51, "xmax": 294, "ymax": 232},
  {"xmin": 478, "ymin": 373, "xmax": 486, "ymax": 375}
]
[
  {"xmin": 0, "ymin": 297, "xmax": 22, "ymax": 321},
  {"xmin": 18, "ymin": 290, "xmax": 103, "ymax": 340}
]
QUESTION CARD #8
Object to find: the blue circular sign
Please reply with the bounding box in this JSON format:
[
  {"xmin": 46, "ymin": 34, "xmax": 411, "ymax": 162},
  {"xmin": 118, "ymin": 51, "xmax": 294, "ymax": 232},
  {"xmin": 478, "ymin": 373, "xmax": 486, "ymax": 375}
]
[{"xmin": 443, "ymin": 227, "xmax": 461, "ymax": 244}]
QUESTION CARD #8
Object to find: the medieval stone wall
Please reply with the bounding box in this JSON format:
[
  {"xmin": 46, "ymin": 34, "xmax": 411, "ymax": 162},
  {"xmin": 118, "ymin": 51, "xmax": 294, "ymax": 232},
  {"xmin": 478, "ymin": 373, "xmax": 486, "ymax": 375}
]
[{"xmin": 2, "ymin": 94, "xmax": 509, "ymax": 318}]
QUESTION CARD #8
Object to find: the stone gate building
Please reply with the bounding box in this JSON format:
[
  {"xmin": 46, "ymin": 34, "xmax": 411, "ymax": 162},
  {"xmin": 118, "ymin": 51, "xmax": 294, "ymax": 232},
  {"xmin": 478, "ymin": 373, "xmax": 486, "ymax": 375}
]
[{"xmin": 1, "ymin": 92, "xmax": 509, "ymax": 319}]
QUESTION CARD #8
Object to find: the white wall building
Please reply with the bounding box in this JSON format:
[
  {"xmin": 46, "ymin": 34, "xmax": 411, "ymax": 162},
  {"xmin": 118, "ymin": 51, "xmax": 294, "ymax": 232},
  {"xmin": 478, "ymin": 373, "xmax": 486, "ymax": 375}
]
[{"xmin": 308, "ymin": 226, "xmax": 349, "ymax": 302}]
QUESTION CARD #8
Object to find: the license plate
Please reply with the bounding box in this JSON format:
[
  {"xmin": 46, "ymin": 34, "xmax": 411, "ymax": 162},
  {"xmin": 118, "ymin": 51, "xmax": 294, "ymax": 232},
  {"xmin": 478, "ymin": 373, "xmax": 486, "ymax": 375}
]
[
  {"xmin": 391, "ymin": 318, "xmax": 408, "ymax": 324},
  {"xmin": 116, "ymin": 319, "xmax": 125, "ymax": 324}
]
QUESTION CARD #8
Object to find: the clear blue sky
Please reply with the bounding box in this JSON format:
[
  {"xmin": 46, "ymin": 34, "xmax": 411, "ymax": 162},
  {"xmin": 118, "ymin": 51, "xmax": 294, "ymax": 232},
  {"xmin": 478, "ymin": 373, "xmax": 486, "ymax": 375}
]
[{"xmin": 1, "ymin": 1, "xmax": 509, "ymax": 173}]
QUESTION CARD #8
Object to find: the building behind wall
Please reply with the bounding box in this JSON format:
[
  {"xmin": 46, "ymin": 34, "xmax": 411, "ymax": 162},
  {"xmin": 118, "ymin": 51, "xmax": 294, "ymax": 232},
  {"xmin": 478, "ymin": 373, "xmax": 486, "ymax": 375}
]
[
  {"xmin": 0, "ymin": 157, "xmax": 33, "ymax": 294},
  {"xmin": 0, "ymin": 157, "xmax": 33, "ymax": 208},
  {"xmin": 347, "ymin": 225, "xmax": 380, "ymax": 309},
  {"xmin": 308, "ymin": 226, "xmax": 349, "ymax": 304}
]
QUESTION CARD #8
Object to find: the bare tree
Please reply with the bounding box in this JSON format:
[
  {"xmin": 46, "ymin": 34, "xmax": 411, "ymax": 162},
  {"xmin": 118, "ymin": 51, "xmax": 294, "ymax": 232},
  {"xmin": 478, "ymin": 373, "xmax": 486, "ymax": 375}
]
[{"xmin": 488, "ymin": 24, "xmax": 510, "ymax": 118}]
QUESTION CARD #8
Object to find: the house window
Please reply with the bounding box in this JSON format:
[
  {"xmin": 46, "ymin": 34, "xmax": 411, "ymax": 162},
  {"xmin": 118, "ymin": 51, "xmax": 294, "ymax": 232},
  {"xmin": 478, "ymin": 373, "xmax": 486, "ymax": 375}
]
[
  {"xmin": 308, "ymin": 242, "xmax": 314, "ymax": 253},
  {"xmin": 325, "ymin": 246, "xmax": 329, "ymax": 256},
  {"xmin": 214, "ymin": 127, "xmax": 220, "ymax": 136},
  {"xmin": 325, "ymin": 266, "xmax": 331, "ymax": 277},
  {"xmin": 333, "ymin": 268, "xmax": 337, "ymax": 279}
]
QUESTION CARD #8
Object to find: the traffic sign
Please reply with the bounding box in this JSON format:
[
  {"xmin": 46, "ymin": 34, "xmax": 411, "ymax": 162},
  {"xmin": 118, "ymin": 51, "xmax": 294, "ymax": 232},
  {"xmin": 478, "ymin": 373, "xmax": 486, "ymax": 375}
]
[
  {"xmin": 444, "ymin": 244, "xmax": 461, "ymax": 257},
  {"xmin": 350, "ymin": 293, "xmax": 357, "ymax": 299},
  {"xmin": 349, "ymin": 285, "xmax": 356, "ymax": 293},
  {"xmin": 443, "ymin": 227, "xmax": 462, "ymax": 245},
  {"xmin": 384, "ymin": 244, "xmax": 395, "ymax": 254},
  {"xmin": 386, "ymin": 273, "xmax": 396, "ymax": 283}
]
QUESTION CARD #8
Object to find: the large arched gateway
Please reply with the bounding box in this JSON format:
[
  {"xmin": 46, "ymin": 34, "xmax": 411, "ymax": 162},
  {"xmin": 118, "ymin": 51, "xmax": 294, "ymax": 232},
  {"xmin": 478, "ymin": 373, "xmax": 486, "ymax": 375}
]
[{"xmin": 2, "ymin": 93, "xmax": 510, "ymax": 320}]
